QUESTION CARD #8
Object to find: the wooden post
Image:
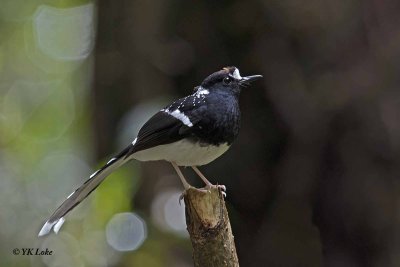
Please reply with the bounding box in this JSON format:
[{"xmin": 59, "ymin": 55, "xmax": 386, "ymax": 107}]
[{"xmin": 183, "ymin": 187, "xmax": 239, "ymax": 267}]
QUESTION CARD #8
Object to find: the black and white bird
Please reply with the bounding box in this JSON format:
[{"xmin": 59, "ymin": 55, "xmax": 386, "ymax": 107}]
[{"xmin": 38, "ymin": 66, "xmax": 262, "ymax": 236}]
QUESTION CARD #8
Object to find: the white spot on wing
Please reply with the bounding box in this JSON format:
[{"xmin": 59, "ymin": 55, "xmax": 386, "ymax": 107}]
[
  {"xmin": 194, "ymin": 87, "xmax": 209, "ymax": 99},
  {"xmin": 197, "ymin": 88, "xmax": 209, "ymax": 95},
  {"xmin": 132, "ymin": 138, "xmax": 137, "ymax": 145},
  {"xmin": 162, "ymin": 109, "xmax": 193, "ymax": 127}
]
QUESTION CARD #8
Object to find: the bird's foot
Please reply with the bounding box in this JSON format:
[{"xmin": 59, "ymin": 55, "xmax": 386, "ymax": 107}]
[
  {"xmin": 199, "ymin": 183, "xmax": 227, "ymax": 197},
  {"xmin": 179, "ymin": 193, "xmax": 184, "ymax": 205},
  {"xmin": 218, "ymin": 184, "xmax": 227, "ymax": 198},
  {"xmin": 179, "ymin": 188, "xmax": 190, "ymax": 205},
  {"xmin": 178, "ymin": 184, "xmax": 227, "ymax": 204}
]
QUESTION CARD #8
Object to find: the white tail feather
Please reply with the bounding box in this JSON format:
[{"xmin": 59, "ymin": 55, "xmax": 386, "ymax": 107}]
[{"xmin": 38, "ymin": 154, "xmax": 128, "ymax": 236}]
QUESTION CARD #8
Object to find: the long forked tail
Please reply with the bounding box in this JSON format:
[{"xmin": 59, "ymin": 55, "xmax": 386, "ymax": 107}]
[{"xmin": 38, "ymin": 145, "xmax": 134, "ymax": 236}]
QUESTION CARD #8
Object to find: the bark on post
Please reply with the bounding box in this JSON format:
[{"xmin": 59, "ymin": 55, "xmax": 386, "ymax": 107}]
[{"xmin": 184, "ymin": 187, "xmax": 239, "ymax": 267}]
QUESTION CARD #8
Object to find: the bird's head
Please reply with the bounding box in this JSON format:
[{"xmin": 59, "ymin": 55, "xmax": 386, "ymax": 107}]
[{"xmin": 199, "ymin": 66, "xmax": 262, "ymax": 95}]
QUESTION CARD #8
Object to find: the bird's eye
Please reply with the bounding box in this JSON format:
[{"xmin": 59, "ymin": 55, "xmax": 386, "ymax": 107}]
[{"xmin": 223, "ymin": 77, "xmax": 232, "ymax": 85}]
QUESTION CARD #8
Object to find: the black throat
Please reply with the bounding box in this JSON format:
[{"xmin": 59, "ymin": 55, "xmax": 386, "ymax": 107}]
[{"xmin": 190, "ymin": 88, "xmax": 241, "ymax": 146}]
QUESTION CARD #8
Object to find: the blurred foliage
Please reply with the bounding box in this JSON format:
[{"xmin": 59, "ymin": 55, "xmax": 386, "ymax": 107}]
[{"xmin": 0, "ymin": 1, "xmax": 190, "ymax": 267}]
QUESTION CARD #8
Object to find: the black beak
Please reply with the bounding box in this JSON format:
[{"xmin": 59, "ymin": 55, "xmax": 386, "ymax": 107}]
[{"xmin": 239, "ymin": 75, "xmax": 263, "ymax": 85}]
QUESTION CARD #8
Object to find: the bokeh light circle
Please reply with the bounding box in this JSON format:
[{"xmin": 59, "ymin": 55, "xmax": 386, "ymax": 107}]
[{"xmin": 106, "ymin": 212, "xmax": 147, "ymax": 252}]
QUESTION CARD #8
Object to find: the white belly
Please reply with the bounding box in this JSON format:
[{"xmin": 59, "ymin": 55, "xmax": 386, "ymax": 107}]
[{"xmin": 131, "ymin": 139, "xmax": 230, "ymax": 166}]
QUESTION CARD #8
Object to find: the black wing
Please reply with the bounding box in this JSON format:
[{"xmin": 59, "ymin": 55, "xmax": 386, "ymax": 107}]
[
  {"xmin": 125, "ymin": 93, "xmax": 209, "ymax": 157},
  {"xmin": 125, "ymin": 110, "xmax": 195, "ymax": 156}
]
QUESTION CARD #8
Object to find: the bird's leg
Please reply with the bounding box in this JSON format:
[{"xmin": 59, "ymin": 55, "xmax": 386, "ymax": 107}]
[
  {"xmin": 171, "ymin": 162, "xmax": 192, "ymax": 190},
  {"xmin": 171, "ymin": 162, "xmax": 194, "ymax": 203},
  {"xmin": 191, "ymin": 166, "xmax": 212, "ymax": 187},
  {"xmin": 191, "ymin": 166, "xmax": 226, "ymax": 196}
]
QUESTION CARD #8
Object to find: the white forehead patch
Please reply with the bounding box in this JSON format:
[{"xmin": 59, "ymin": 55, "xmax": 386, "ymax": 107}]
[{"xmin": 231, "ymin": 68, "xmax": 242, "ymax": 80}]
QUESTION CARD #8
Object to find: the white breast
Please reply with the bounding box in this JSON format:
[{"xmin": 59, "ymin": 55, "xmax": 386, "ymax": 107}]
[{"xmin": 130, "ymin": 139, "xmax": 230, "ymax": 166}]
